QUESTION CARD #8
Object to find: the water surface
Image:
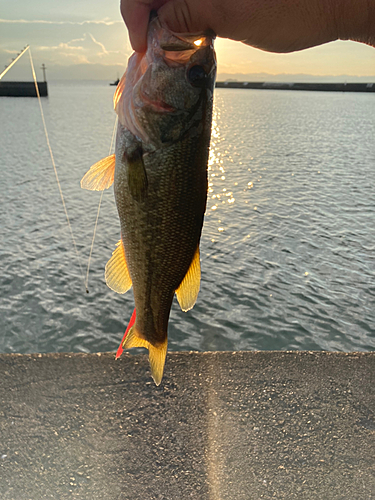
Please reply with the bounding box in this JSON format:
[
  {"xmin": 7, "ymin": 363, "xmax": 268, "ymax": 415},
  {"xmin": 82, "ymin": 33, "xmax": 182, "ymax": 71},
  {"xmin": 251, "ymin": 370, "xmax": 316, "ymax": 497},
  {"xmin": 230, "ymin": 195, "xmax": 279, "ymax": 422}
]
[{"xmin": 0, "ymin": 82, "xmax": 374, "ymax": 353}]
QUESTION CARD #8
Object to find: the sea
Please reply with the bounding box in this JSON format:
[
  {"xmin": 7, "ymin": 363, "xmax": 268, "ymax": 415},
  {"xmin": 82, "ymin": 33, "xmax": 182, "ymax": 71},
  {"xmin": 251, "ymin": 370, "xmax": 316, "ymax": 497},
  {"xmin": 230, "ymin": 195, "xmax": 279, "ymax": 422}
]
[{"xmin": 0, "ymin": 81, "xmax": 374, "ymax": 354}]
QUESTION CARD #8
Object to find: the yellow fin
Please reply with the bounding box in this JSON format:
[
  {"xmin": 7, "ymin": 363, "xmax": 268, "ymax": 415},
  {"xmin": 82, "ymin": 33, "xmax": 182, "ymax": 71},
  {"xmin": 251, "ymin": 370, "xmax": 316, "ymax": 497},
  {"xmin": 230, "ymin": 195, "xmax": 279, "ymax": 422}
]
[
  {"xmin": 123, "ymin": 327, "xmax": 168, "ymax": 386},
  {"xmin": 176, "ymin": 247, "xmax": 201, "ymax": 312},
  {"xmin": 113, "ymin": 72, "xmax": 126, "ymax": 111},
  {"xmin": 81, "ymin": 154, "xmax": 116, "ymax": 191},
  {"xmin": 105, "ymin": 240, "xmax": 132, "ymax": 294}
]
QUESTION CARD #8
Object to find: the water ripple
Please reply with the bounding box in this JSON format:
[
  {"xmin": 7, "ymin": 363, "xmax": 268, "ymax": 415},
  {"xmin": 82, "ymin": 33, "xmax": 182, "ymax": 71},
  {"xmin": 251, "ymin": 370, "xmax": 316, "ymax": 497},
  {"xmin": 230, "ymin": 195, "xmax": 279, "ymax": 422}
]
[{"xmin": 0, "ymin": 83, "xmax": 374, "ymax": 353}]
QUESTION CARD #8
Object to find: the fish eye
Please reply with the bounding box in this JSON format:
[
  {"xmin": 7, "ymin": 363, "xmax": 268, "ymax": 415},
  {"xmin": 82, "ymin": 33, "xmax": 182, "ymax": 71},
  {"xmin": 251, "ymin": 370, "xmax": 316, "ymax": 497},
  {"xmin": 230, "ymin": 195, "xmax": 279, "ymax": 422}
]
[{"xmin": 187, "ymin": 65, "xmax": 207, "ymax": 87}]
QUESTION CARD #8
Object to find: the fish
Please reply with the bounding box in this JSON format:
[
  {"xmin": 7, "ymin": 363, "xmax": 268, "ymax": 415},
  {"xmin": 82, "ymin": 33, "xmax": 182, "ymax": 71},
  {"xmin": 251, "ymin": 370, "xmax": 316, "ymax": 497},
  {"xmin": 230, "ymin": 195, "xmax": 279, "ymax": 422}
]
[{"xmin": 81, "ymin": 15, "xmax": 216, "ymax": 385}]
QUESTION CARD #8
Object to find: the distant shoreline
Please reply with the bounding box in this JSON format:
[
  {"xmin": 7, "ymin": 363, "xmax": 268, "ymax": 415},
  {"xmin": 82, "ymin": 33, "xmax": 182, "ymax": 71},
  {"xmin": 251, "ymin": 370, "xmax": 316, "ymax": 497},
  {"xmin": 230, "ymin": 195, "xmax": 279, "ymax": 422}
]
[{"xmin": 216, "ymin": 81, "xmax": 375, "ymax": 92}]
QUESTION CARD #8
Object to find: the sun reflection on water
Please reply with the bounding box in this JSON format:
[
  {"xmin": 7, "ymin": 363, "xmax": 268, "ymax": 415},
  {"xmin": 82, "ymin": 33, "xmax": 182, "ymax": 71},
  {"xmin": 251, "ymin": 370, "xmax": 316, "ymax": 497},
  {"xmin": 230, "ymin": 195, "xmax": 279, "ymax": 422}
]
[
  {"xmin": 204, "ymin": 93, "xmax": 260, "ymax": 248},
  {"xmin": 207, "ymin": 103, "xmax": 236, "ymax": 224}
]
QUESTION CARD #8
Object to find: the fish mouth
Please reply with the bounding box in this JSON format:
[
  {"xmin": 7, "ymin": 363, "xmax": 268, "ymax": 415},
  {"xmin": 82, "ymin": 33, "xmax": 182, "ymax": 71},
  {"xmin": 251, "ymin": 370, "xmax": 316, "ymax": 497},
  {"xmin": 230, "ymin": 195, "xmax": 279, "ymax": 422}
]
[
  {"xmin": 140, "ymin": 88, "xmax": 176, "ymax": 113},
  {"xmin": 150, "ymin": 15, "xmax": 215, "ymax": 64}
]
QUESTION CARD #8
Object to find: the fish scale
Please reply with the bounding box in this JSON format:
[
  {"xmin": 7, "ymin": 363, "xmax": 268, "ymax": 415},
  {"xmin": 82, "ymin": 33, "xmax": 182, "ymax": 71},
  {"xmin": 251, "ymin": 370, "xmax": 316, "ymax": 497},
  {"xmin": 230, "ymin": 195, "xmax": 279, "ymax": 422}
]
[{"xmin": 115, "ymin": 128, "xmax": 208, "ymax": 337}]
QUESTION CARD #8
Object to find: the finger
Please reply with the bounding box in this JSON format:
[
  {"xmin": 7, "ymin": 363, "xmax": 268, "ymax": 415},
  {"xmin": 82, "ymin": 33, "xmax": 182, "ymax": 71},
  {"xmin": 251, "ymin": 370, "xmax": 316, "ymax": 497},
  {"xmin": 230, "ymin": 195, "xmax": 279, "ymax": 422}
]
[
  {"xmin": 158, "ymin": 0, "xmax": 209, "ymax": 33},
  {"xmin": 121, "ymin": 0, "xmax": 152, "ymax": 52}
]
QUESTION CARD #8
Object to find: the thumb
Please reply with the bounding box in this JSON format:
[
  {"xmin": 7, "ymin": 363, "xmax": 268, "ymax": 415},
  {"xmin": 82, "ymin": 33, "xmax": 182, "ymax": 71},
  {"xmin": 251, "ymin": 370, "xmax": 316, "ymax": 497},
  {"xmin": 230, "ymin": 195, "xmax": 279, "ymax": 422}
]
[{"xmin": 157, "ymin": 0, "xmax": 210, "ymax": 34}]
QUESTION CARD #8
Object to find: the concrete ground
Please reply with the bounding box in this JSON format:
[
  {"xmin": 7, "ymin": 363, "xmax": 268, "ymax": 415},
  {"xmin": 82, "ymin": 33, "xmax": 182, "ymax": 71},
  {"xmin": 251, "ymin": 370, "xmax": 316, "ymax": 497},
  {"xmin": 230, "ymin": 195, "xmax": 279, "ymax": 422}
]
[{"xmin": 0, "ymin": 351, "xmax": 374, "ymax": 499}]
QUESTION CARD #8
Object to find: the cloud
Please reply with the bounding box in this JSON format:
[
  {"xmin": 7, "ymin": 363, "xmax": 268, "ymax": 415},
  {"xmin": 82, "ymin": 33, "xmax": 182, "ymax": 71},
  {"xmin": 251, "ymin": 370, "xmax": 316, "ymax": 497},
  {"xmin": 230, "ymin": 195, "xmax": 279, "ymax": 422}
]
[
  {"xmin": 3, "ymin": 48, "xmax": 20, "ymax": 54},
  {"xmin": 36, "ymin": 33, "xmax": 122, "ymax": 65},
  {"xmin": 0, "ymin": 2, "xmax": 129, "ymax": 79},
  {"xmin": 78, "ymin": 33, "xmax": 111, "ymax": 56},
  {"xmin": 0, "ymin": 16, "xmax": 130, "ymax": 78}
]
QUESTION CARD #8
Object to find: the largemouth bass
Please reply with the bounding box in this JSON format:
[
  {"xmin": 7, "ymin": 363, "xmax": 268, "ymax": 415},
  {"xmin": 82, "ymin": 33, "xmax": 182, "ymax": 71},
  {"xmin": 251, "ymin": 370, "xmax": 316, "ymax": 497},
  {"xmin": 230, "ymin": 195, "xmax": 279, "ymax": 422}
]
[{"xmin": 81, "ymin": 16, "xmax": 216, "ymax": 385}]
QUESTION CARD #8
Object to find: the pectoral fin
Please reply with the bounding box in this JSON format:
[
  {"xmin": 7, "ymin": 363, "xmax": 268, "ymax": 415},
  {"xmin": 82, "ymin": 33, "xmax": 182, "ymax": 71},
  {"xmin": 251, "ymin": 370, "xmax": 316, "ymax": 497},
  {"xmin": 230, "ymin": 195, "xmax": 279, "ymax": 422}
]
[
  {"xmin": 123, "ymin": 327, "xmax": 168, "ymax": 386},
  {"xmin": 81, "ymin": 154, "xmax": 116, "ymax": 191},
  {"xmin": 105, "ymin": 240, "xmax": 132, "ymax": 294},
  {"xmin": 175, "ymin": 247, "xmax": 201, "ymax": 312},
  {"xmin": 126, "ymin": 147, "xmax": 148, "ymax": 202}
]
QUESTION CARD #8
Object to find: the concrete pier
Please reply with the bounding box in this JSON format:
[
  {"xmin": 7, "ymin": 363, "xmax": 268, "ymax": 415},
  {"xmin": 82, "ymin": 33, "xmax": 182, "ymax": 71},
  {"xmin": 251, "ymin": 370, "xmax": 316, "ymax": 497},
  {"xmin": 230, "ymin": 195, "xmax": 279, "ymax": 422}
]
[
  {"xmin": 0, "ymin": 81, "xmax": 48, "ymax": 97},
  {"xmin": 0, "ymin": 351, "xmax": 374, "ymax": 499},
  {"xmin": 216, "ymin": 81, "xmax": 375, "ymax": 92}
]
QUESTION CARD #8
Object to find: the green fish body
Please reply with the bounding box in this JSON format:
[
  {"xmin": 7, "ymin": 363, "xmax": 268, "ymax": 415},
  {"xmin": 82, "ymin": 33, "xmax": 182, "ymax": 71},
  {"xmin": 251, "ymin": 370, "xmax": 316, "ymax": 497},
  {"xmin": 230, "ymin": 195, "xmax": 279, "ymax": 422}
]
[{"xmin": 82, "ymin": 17, "xmax": 216, "ymax": 384}]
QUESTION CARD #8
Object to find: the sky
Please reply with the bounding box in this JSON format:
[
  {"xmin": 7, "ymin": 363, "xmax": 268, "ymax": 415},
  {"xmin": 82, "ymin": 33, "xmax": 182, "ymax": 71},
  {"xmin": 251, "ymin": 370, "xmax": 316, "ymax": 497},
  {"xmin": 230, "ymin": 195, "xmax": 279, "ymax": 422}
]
[{"xmin": 1, "ymin": 0, "xmax": 374, "ymax": 82}]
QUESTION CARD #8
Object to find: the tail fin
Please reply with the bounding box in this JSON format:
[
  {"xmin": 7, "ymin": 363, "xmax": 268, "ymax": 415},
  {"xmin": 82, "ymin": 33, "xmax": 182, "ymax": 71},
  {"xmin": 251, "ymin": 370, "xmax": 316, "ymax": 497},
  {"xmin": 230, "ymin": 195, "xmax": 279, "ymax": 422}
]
[
  {"xmin": 122, "ymin": 327, "xmax": 168, "ymax": 386},
  {"xmin": 115, "ymin": 308, "xmax": 136, "ymax": 360}
]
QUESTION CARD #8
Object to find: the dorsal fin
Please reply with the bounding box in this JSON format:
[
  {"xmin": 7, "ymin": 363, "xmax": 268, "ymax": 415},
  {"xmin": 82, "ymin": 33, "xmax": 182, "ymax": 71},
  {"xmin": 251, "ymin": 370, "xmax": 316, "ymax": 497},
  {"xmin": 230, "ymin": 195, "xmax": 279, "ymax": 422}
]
[
  {"xmin": 81, "ymin": 154, "xmax": 116, "ymax": 191},
  {"xmin": 123, "ymin": 327, "xmax": 168, "ymax": 386},
  {"xmin": 105, "ymin": 240, "xmax": 132, "ymax": 294},
  {"xmin": 175, "ymin": 247, "xmax": 201, "ymax": 312}
]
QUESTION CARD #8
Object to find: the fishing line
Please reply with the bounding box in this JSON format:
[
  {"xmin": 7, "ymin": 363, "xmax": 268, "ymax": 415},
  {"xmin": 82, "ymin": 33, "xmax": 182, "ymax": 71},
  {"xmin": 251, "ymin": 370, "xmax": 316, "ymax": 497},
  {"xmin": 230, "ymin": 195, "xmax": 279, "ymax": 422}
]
[
  {"xmin": 29, "ymin": 49, "xmax": 87, "ymax": 291},
  {"xmin": 84, "ymin": 115, "xmax": 118, "ymax": 292}
]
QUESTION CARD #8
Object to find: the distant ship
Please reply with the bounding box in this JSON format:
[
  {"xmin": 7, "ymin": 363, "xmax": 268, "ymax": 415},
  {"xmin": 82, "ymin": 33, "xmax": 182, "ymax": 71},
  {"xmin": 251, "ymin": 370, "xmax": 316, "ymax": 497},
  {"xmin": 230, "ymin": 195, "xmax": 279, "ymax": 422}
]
[{"xmin": 110, "ymin": 78, "xmax": 120, "ymax": 86}]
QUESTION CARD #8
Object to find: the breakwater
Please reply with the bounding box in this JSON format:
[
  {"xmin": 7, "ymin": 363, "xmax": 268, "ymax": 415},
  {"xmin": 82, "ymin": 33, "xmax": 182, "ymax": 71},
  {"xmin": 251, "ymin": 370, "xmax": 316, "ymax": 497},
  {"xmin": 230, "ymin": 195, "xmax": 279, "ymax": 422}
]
[
  {"xmin": 0, "ymin": 81, "xmax": 48, "ymax": 97},
  {"xmin": 216, "ymin": 81, "xmax": 375, "ymax": 92}
]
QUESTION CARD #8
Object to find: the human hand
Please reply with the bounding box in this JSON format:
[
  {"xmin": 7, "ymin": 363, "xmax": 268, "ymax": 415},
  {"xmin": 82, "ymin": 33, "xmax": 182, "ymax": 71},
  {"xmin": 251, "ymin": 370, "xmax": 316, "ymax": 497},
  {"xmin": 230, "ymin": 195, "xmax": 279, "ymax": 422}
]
[{"xmin": 121, "ymin": 0, "xmax": 375, "ymax": 53}]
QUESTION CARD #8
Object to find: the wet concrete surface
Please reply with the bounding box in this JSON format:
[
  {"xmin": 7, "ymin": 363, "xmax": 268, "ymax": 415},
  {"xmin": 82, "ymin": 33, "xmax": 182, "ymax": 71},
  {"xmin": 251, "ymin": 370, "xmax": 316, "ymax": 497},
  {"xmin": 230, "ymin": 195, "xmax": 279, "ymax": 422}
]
[{"xmin": 0, "ymin": 351, "xmax": 374, "ymax": 499}]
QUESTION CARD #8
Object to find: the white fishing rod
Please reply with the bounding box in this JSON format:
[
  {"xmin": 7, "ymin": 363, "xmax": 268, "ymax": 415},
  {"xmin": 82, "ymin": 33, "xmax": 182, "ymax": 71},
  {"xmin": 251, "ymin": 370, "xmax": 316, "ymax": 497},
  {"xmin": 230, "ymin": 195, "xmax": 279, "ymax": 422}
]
[{"xmin": 0, "ymin": 45, "xmax": 29, "ymax": 80}]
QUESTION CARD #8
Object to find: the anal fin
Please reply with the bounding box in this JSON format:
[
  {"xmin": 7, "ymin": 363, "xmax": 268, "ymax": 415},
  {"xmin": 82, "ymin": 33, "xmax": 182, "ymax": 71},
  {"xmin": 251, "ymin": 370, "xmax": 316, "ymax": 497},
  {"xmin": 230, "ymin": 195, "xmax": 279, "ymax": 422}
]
[
  {"xmin": 123, "ymin": 327, "xmax": 168, "ymax": 386},
  {"xmin": 81, "ymin": 154, "xmax": 116, "ymax": 191},
  {"xmin": 176, "ymin": 247, "xmax": 201, "ymax": 312},
  {"xmin": 105, "ymin": 239, "xmax": 132, "ymax": 294}
]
